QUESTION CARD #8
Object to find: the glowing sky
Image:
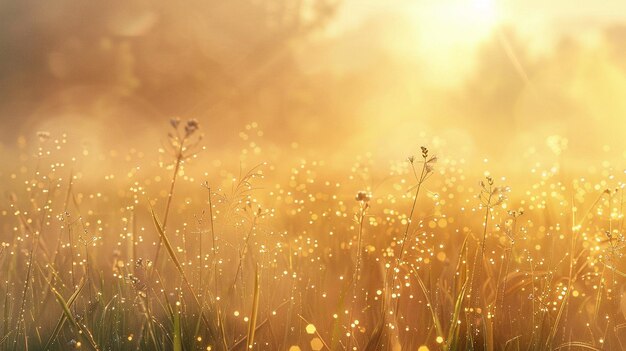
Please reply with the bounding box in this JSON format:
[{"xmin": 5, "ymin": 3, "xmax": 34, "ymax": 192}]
[
  {"xmin": 328, "ymin": 0, "xmax": 626, "ymax": 86},
  {"xmin": 2, "ymin": 0, "xmax": 626, "ymax": 173}
]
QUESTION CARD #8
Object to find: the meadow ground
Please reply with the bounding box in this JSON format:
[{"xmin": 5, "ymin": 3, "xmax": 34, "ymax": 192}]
[{"xmin": 0, "ymin": 119, "xmax": 625, "ymax": 351}]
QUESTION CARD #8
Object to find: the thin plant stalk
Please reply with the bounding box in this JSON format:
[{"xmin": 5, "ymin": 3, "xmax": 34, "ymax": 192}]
[
  {"xmin": 152, "ymin": 136, "xmax": 186, "ymax": 274},
  {"xmin": 12, "ymin": 180, "xmax": 52, "ymax": 350},
  {"xmin": 347, "ymin": 193, "xmax": 370, "ymax": 350},
  {"xmin": 391, "ymin": 148, "xmax": 433, "ymax": 318}
]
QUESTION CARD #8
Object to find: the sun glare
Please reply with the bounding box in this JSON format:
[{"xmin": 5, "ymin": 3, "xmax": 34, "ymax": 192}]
[
  {"xmin": 471, "ymin": 0, "xmax": 497, "ymax": 24},
  {"xmin": 401, "ymin": 0, "xmax": 501, "ymax": 85}
]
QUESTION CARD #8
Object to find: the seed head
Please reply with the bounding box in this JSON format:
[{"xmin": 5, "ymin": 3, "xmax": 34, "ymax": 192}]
[
  {"xmin": 421, "ymin": 146, "xmax": 428, "ymax": 158},
  {"xmin": 355, "ymin": 191, "xmax": 371, "ymax": 203},
  {"xmin": 37, "ymin": 131, "xmax": 50, "ymax": 142},
  {"xmin": 185, "ymin": 119, "xmax": 200, "ymax": 136},
  {"xmin": 170, "ymin": 117, "xmax": 181, "ymax": 129}
]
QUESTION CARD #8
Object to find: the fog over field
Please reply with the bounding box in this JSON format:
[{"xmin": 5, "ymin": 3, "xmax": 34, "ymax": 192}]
[{"xmin": 1, "ymin": 1, "xmax": 626, "ymax": 350}]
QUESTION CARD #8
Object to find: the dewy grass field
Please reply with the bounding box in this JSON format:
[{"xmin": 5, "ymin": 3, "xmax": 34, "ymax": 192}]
[
  {"xmin": 1, "ymin": 119, "xmax": 625, "ymax": 351},
  {"xmin": 2, "ymin": 1, "xmax": 626, "ymax": 350}
]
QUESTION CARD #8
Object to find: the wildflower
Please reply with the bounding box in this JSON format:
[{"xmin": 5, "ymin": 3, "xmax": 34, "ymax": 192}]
[
  {"xmin": 478, "ymin": 176, "xmax": 509, "ymax": 207},
  {"xmin": 185, "ymin": 119, "xmax": 200, "ymax": 136},
  {"xmin": 170, "ymin": 117, "xmax": 181, "ymax": 129},
  {"xmin": 355, "ymin": 191, "xmax": 371, "ymax": 202},
  {"xmin": 425, "ymin": 164, "xmax": 433, "ymax": 174},
  {"xmin": 37, "ymin": 131, "xmax": 50, "ymax": 142}
]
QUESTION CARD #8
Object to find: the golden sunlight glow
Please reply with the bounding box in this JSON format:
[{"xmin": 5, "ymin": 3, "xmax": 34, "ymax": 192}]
[
  {"xmin": 2, "ymin": 1, "xmax": 626, "ymax": 350},
  {"xmin": 396, "ymin": 0, "xmax": 501, "ymax": 85},
  {"xmin": 471, "ymin": 0, "xmax": 497, "ymax": 22}
]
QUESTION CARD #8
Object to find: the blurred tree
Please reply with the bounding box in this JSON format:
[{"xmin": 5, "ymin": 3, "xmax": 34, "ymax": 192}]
[{"xmin": 0, "ymin": 0, "xmax": 339, "ymax": 141}]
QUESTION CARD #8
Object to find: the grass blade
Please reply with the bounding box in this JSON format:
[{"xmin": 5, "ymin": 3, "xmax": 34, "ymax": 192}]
[
  {"xmin": 173, "ymin": 302, "xmax": 182, "ymax": 351},
  {"xmin": 151, "ymin": 208, "xmax": 185, "ymax": 277},
  {"xmin": 447, "ymin": 278, "xmax": 469, "ymax": 351},
  {"xmin": 554, "ymin": 342, "xmax": 601, "ymax": 350},
  {"xmin": 410, "ymin": 266, "xmax": 444, "ymax": 342},
  {"xmin": 246, "ymin": 265, "xmax": 261, "ymax": 350},
  {"xmin": 46, "ymin": 277, "xmax": 99, "ymax": 350},
  {"xmin": 43, "ymin": 277, "xmax": 86, "ymax": 350}
]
